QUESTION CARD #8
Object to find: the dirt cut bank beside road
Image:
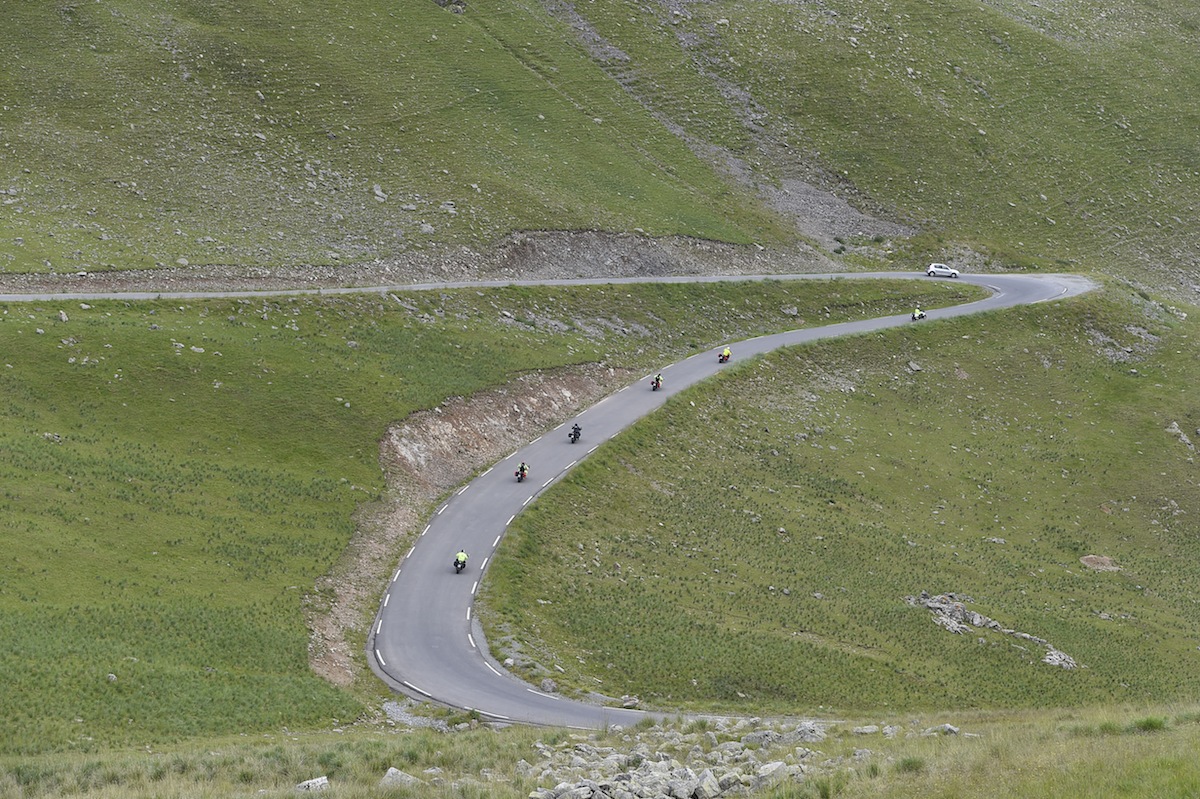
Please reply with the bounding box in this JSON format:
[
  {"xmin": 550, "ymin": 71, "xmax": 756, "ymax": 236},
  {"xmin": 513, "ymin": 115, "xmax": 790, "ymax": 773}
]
[{"xmin": 305, "ymin": 362, "xmax": 632, "ymax": 686}]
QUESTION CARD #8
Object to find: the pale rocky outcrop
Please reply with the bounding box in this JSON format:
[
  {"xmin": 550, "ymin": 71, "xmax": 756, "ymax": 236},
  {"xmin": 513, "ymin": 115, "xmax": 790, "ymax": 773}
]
[{"xmin": 906, "ymin": 591, "xmax": 1081, "ymax": 669}]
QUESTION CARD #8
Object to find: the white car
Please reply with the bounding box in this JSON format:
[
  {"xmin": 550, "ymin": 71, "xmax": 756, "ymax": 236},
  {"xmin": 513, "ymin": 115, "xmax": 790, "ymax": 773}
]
[{"xmin": 926, "ymin": 263, "xmax": 960, "ymax": 278}]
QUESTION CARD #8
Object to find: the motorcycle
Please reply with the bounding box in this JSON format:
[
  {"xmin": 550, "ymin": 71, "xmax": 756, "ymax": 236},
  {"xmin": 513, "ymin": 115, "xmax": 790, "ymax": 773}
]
[
  {"xmin": 718, "ymin": 351, "xmax": 731, "ymax": 364},
  {"xmin": 651, "ymin": 376, "xmax": 663, "ymax": 391},
  {"xmin": 569, "ymin": 426, "xmax": 582, "ymax": 444},
  {"xmin": 454, "ymin": 558, "xmax": 467, "ymax": 574},
  {"xmin": 911, "ymin": 311, "xmax": 927, "ymax": 321},
  {"xmin": 515, "ymin": 467, "xmax": 529, "ymax": 483}
]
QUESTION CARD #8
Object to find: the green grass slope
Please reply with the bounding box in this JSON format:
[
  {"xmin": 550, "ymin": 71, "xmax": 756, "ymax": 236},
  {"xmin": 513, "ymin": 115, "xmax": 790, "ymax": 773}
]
[
  {"xmin": 0, "ymin": 1, "xmax": 788, "ymax": 274},
  {"xmin": 565, "ymin": 0, "xmax": 1200, "ymax": 280},
  {"xmin": 0, "ymin": 279, "xmax": 961, "ymax": 755},
  {"xmin": 483, "ymin": 286, "xmax": 1200, "ymax": 715},
  {"xmin": 4, "ymin": 0, "xmax": 1200, "ymax": 293},
  {"xmin": 3, "ymin": 0, "xmax": 1200, "ymax": 786}
]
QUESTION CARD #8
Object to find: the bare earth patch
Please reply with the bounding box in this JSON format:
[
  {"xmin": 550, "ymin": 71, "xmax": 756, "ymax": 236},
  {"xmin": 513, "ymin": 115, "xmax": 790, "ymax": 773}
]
[
  {"xmin": 304, "ymin": 363, "xmax": 632, "ymax": 685},
  {"xmin": 1080, "ymin": 555, "xmax": 1121, "ymax": 572}
]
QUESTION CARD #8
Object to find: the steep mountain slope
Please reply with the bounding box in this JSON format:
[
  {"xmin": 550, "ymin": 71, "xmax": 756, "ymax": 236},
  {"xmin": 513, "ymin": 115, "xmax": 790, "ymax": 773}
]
[
  {"xmin": 3, "ymin": 0, "xmax": 1197, "ymax": 299},
  {"xmin": 0, "ymin": 1, "xmax": 788, "ymax": 273},
  {"xmin": 545, "ymin": 0, "xmax": 1200, "ymax": 291}
]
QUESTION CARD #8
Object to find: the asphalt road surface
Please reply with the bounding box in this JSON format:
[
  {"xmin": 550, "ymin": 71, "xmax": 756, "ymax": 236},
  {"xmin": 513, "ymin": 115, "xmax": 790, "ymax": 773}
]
[{"xmin": 364, "ymin": 271, "xmax": 1096, "ymax": 728}]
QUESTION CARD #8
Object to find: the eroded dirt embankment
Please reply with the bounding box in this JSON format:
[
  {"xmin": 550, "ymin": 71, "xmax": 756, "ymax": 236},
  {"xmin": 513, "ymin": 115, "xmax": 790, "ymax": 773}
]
[{"xmin": 306, "ymin": 363, "xmax": 631, "ymax": 685}]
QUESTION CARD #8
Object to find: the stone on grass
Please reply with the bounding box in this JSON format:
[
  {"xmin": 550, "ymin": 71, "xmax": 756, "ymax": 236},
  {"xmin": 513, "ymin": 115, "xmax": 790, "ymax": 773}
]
[
  {"xmin": 379, "ymin": 767, "xmax": 423, "ymax": 788},
  {"xmin": 793, "ymin": 721, "xmax": 826, "ymax": 742},
  {"xmin": 754, "ymin": 761, "xmax": 791, "ymax": 788},
  {"xmin": 295, "ymin": 775, "xmax": 329, "ymax": 792},
  {"xmin": 923, "ymin": 723, "xmax": 960, "ymax": 736}
]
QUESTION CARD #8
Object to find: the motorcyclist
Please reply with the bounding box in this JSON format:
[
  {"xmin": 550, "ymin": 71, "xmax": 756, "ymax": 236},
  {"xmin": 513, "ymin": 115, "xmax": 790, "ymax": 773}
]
[
  {"xmin": 721, "ymin": 346, "xmax": 732, "ymax": 362},
  {"xmin": 516, "ymin": 462, "xmax": 529, "ymax": 480},
  {"xmin": 652, "ymin": 373, "xmax": 663, "ymax": 389},
  {"xmin": 913, "ymin": 307, "xmax": 925, "ymax": 320},
  {"xmin": 570, "ymin": 423, "xmax": 582, "ymax": 441},
  {"xmin": 454, "ymin": 550, "xmax": 468, "ymax": 568}
]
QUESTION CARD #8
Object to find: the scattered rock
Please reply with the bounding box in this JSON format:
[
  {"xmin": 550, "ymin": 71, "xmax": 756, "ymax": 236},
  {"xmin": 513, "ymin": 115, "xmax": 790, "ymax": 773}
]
[
  {"xmin": 515, "ymin": 720, "xmax": 829, "ymax": 799},
  {"xmin": 753, "ymin": 761, "xmax": 793, "ymax": 788},
  {"xmin": 923, "ymin": 724, "xmax": 959, "ymax": 736},
  {"xmin": 1042, "ymin": 647, "xmax": 1078, "ymax": 669},
  {"xmin": 694, "ymin": 768, "xmax": 722, "ymax": 799},
  {"xmin": 379, "ymin": 768, "xmax": 423, "ymax": 788},
  {"xmin": 1166, "ymin": 421, "xmax": 1195, "ymax": 452},
  {"xmin": 294, "ymin": 775, "xmax": 329, "ymax": 792},
  {"xmin": 741, "ymin": 729, "xmax": 781, "ymax": 747},
  {"xmin": 906, "ymin": 590, "xmax": 1081, "ymax": 669},
  {"xmin": 381, "ymin": 700, "xmax": 450, "ymax": 731}
]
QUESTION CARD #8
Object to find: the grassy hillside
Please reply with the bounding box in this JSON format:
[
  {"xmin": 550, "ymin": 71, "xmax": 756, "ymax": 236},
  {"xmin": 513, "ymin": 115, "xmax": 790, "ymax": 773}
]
[
  {"xmin": 0, "ymin": 279, "xmax": 960, "ymax": 755},
  {"xmin": 4, "ymin": 0, "xmax": 1200, "ymax": 791},
  {"xmin": 4, "ymin": 0, "xmax": 1199, "ymax": 292},
  {"xmin": 0, "ymin": 0, "xmax": 788, "ymax": 274},
  {"xmin": 565, "ymin": 0, "xmax": 1200, "ymax": 279},
  {"xmin": 483, "ymin": 286, "xmax": 1200, "ymax": 715}
]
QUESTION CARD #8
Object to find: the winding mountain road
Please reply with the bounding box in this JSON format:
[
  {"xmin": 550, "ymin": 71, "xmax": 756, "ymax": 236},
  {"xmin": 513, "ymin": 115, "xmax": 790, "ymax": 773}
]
[
  {"xmin": 1, "ymin": 269, "xmax": 1094, "ymax": 726},
  {"xmin": 364, "ymin": 271, "xmax": 1096, "ymax": 728}
]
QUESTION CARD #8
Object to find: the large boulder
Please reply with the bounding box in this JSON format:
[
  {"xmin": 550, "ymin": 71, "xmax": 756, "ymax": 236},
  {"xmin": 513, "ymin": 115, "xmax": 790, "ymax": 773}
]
[
  {"xmin": 693, "ymin": 769, "xmax": 722, "ymax": 799},
  {"xmin": 753, "ymin": 762, "xmax": 792, "ymax": 789},
  {"xmin": 740, "ymin": 730, "xmax": 782, "ymax": 748},
  {"xmin": 718, "ymin": 771, "xmax": 746, "ymax": 792},
  {"xmin": 668, "ymin": 778, "xmax": 697, "ymax": 799},
  {"xmin": 792, "ymin": 722, "xmax": 826, "ymax": 743}
]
